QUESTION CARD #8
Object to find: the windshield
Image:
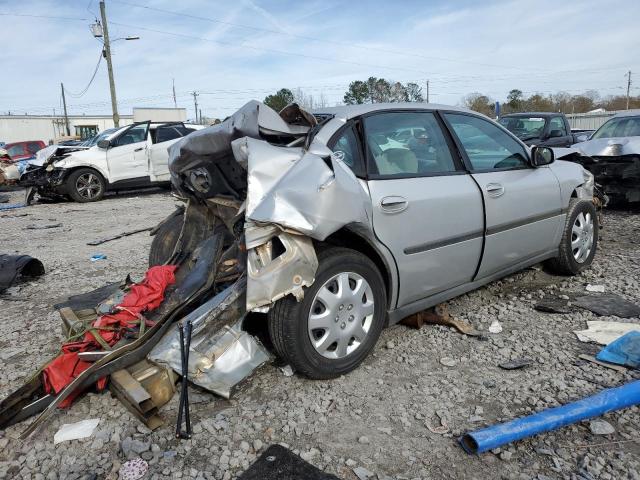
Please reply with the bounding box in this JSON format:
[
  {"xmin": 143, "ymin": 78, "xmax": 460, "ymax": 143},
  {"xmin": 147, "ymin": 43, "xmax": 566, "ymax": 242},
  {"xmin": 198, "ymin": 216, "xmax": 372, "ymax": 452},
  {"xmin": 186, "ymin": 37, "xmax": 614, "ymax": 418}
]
[
  {"xmin": 83, "ymin": 128, "xmax": 117, "ymax": 147},
  {"xmin": 591, "ymin": 116, "xmax": 640, "ymax": 139},
  {"xmin": 498, "ymin": 116, "xmax": 546, "ymax": 140}
]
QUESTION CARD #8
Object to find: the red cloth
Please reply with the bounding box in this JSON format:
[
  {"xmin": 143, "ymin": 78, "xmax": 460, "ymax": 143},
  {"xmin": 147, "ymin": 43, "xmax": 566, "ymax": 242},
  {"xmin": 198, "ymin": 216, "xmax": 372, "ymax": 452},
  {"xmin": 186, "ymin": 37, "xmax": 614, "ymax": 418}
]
[{"xmin": 42, "ymin": 265, "xmax": 177, "ymax": 407}]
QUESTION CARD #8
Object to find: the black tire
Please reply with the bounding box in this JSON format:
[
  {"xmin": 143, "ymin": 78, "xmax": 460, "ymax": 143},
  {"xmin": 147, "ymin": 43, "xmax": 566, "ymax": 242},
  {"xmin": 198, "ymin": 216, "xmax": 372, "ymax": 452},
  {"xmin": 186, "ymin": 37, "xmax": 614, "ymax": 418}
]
[
  {"xmin": 66, "ymin": 168, "xmax": 105, "ymax": 202},
  {"xmin": 268, "ymin": 247, "xmax": 387, "ymax": 379},
  {"xmin": 149, "ymin": 211, "xmax": 184, "ymax": 267},
  {"xmin": 546, "ymin": 199, "xmax": 598, "ymax": 275}
]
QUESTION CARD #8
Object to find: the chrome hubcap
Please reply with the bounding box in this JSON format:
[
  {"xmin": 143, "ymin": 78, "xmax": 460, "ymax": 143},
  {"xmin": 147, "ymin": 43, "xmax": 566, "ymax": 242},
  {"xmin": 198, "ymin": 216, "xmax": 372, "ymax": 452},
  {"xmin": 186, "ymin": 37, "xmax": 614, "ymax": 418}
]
[
  {"xmin": 76, "ymin": 173, "xmax": 102, "ymax": 199},
  {"xmin": 572, "ymin": 211, "xmax": 594, "ymax": 263},
  {"xmin": 307, "ymin": 272, "xmax": 375, "ymax": 359}
]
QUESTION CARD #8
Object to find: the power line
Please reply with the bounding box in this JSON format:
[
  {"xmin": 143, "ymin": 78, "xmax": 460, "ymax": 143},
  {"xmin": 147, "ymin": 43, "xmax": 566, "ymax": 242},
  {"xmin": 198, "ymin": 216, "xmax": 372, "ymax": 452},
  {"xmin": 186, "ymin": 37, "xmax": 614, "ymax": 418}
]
[
  {"xmin": 110, "ymin": 0, "xmax": 540, "ymax": 72},
  {"xmin": 108, "ymin": 21, "xmax": 436, "ymax": 76},
  {"xmin": 64, "ymin": 51, "xmax": 103, "ymax": 98},
  {"xmin": 0, "ymin": 13, "xmax": 88, "ymax": 21}
]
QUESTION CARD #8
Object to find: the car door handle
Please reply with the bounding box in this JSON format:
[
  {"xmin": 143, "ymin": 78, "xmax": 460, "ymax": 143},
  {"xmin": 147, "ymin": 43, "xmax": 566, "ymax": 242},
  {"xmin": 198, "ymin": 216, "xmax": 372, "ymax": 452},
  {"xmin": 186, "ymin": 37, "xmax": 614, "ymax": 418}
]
[
  {"xmin": 486, "ymin": 183, "xmax": 505, "ymax": 198},
  {"xmin": 134, "ymin": 147, "xmax": 144, "ymax": 152},
  {"xmin": 380, "ymin": 196, "xmax": 408, "ymax": 213}
]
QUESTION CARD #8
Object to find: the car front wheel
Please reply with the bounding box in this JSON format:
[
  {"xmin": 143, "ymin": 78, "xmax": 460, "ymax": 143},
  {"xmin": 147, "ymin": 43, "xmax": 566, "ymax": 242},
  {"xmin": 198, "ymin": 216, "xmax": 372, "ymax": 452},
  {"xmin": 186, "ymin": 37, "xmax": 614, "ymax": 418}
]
[
  {"xmin": 268, "ymin": 247, "xmax": 387, "ymax": 379},
  {"xmin": 67, "ymin": 168, "xmax": 105, "ymax": 202},
  {"xmin": 546, "ymin": 199, "xmax": 598, "ymax": 275}
]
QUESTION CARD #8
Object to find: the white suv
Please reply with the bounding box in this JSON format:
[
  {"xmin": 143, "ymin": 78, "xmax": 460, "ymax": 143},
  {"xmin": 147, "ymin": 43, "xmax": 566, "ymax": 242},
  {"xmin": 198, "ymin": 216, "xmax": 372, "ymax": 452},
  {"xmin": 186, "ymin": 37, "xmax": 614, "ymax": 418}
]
[{"xmin": 20, "ymin": 121, "xmax": 203, "ymax": 202}]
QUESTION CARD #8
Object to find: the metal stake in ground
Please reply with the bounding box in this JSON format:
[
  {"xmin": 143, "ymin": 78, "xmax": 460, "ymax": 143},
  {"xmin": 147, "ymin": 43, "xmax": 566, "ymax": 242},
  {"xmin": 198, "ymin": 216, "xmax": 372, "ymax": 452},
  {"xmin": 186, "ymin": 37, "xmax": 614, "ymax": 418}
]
[{"xmin": 175, "ymin": 320, "xmax": 193, "ymax": 439}]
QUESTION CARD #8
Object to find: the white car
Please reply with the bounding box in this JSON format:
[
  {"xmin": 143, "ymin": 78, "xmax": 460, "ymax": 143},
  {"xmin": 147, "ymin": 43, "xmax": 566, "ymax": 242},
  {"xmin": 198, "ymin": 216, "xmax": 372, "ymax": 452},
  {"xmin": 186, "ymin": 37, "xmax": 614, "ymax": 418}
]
[{"xmin": 20, "ymin": 122, "xmax": 203, "ymax": 202}]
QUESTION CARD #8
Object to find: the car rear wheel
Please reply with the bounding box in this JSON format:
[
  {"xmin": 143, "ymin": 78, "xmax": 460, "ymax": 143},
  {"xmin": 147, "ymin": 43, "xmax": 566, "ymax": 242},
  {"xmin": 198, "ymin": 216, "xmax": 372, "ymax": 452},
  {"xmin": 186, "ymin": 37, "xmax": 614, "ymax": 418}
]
[
  {"xmin": 546, "ymin": 199, "xmax": 598, "ymax": 275},
  {"xmin": 67, "ymin": 168, "xmax": 105, "ymax": 202},
  {"xmin": 268, "ymin": 247, "xmax": 386, "ymax": 379}
]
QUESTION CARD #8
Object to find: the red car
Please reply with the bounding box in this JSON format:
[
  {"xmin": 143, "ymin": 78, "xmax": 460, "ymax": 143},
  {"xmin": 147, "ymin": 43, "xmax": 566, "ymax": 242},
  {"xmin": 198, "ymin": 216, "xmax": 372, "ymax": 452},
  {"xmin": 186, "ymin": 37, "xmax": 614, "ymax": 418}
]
[{"xmin": 3, "ymin": 140, "xmax": 46, "ymax": 162}]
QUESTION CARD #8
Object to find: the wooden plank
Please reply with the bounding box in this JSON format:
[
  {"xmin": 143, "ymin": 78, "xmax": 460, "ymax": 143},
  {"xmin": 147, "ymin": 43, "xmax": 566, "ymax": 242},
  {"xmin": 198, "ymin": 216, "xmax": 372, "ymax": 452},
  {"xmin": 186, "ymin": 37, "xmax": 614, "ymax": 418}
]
[{"xmin": 579, "ymin": 354, "xmax": 628, "ymax": 373}]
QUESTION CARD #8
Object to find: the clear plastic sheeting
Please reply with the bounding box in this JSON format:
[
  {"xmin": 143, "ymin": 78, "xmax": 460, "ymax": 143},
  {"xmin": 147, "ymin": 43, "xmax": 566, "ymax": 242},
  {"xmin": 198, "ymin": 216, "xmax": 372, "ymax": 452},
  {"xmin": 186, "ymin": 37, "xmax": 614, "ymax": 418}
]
[
  {"xmin": 574, "ymin": 320, "xmax": 640, "ymax": 345},
  {"xmin": 149, "ymin": 279, "xmax": 271, "ymax": 398}
]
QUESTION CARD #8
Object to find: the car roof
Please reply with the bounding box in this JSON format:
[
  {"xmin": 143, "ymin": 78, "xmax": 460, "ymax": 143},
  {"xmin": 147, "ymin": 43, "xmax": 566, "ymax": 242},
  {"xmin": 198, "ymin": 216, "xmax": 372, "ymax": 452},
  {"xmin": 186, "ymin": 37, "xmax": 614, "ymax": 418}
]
[
  {"xmin": 312, "ymin": 102, "xmax": 471, "ymax": 121},
  {"xmin": 610, "ymin": 109, "xmax": 640, "ymax": 119},
  {"xmin": 501, "ymin": 112, "xmax": 556, "ymax": 118},
  {"xmin": 4, "ymin": 140, "xmax": 43, "ymax": 148}
]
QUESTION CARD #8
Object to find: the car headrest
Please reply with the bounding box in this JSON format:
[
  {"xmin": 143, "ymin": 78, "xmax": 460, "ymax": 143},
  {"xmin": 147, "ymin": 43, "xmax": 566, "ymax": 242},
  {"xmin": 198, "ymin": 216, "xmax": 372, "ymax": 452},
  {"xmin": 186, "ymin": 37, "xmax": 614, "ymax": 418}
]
[{"xmin": 384, "ymin": 148, "xmax": 418, "ymax": 174}]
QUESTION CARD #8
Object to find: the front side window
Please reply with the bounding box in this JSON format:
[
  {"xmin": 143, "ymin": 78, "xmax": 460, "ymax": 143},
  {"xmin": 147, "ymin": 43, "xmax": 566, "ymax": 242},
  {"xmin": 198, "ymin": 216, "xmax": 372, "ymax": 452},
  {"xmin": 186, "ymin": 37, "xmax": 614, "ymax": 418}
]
[
  {"xmin": 498, "ymin": 116, "xmax": 545, "ymax": 141},
  {"xmin": 6, "ymin": 145, "xmax": 24, "ymax": 157},
  {"xmin": 592, "ymin": 116, "xmax": 640, "ymax": 139},
  {"xmin": 116, "ymin": 124, "xmax": 149, "ymax": 147},
  {"xmin": 445, "ymin": 113, "xmax": 529, "ymax": 171},
  {"xmin": 363, "ymin": 112, "xmax": 456, "ymax": 176},
  {"xmin": 549, "ymin": 116, "xmax": 567, "ymax": 136}
]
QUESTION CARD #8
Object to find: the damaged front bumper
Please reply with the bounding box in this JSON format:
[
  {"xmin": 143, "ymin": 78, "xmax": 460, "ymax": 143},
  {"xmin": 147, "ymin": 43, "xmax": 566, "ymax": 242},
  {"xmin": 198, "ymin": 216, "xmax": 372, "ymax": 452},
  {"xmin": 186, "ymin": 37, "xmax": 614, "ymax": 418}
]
[
  {"xmin": 563, "ymin": 138, "xmax": 640, "ymax": 204},
  {"xmin": 19, "ymin": 165, "xmax": 71, "ymax": 204}
]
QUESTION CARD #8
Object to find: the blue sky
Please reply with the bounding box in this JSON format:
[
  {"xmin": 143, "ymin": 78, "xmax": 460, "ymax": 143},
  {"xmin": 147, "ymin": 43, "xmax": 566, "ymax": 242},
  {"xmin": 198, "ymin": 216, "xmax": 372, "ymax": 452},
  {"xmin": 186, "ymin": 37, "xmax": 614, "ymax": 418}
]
[{"xmin": 0, "ymin": 0, "xmax": 638, "ymax": 120}]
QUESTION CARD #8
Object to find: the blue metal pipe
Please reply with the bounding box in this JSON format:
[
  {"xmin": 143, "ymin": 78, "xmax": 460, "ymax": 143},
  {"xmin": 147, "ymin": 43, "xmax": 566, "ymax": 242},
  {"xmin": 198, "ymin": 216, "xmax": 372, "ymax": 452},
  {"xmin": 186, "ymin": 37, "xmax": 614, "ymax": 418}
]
[{"xmin": 460, "ymin": 380, "xmax": 640, "ymax": 454}]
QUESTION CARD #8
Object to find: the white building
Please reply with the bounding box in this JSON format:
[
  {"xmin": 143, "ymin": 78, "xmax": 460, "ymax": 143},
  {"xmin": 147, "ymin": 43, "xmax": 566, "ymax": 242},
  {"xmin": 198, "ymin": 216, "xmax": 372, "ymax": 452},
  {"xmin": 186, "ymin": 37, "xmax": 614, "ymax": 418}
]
[{"xmin": 0, "ymin": 108, "xmax": 188, "ymax": 144}]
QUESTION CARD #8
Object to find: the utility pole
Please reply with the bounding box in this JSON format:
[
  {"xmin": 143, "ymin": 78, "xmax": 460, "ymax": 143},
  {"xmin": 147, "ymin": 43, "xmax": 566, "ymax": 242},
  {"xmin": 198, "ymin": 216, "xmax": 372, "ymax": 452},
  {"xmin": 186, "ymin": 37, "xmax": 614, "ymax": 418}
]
[
  {"xmin": 626, "ymin": 71, "xmax": 632, "ymax": 110},
  {"xmin": 60, "ymin": 83, "xmax": 70, "ymax": 136},
  {"xmin": 199, "ymin": 108, "xmax": 203, "ymax": 124},
  {"xmin": 426, "ymin": 80, "xmax": 429, "ymax": 103},
  {"xmin": 172, "ymin": 79, "xmax": 177, "ymax": 108},
  {"xmin": 192, "ymin": 91, "xmax": 199, "ymax": 123},
  {"xmin": 100, "ymin": 1, "xmax": 120, "ymax": 127}
]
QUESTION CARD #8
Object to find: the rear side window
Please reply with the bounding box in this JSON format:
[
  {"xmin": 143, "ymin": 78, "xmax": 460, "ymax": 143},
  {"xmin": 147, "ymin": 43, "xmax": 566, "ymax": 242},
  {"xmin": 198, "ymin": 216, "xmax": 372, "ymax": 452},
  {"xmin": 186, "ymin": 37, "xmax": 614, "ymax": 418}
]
[
  {"xmin": 27, "ymin": 142, "xmax": 43, "ymax": 154},
  {"xmin": 445, "ymin": 113, "xmax": 529, "ymax": 171},
  {"xmin": 155, "ymin": 126, "xmax": 181, "ymax": 143},
  {"xmin": 155, "ymin": 125, "xmax": 196, "ymax": 143},
  {"xmin": 329, "ymin": 126, "xmax": 365, "ymax": 177},
  {"xmin": 363, "ymin": 111, "xmax": 456, "ymax": 177}
]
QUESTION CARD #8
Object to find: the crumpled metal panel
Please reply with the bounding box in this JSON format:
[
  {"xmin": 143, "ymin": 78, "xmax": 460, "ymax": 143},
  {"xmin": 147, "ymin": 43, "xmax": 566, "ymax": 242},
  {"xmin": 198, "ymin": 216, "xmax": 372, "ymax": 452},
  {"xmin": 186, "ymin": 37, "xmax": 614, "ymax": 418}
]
[
  {"xmin": 167, "ymin": 101, "xmax": 312, "ymax": 198},
  {"xmin": 149, "ymin": 278, "xmax": 270, "ymax": 398},
  {"xmin": 246, "ymin": 229, "xmax": 319, "ymax": 311},
  {"xmin": 232, "ymin": 138, "xmax": 304, "ymax": 215},
  {"xmin": 244, "ymin": 139, "xmax": 371, "ymax": 241}
]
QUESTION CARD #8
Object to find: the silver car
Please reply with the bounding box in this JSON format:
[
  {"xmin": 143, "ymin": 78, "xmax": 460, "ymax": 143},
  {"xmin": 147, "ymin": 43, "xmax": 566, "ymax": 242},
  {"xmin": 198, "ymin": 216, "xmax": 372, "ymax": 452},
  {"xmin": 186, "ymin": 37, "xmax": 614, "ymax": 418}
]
[{"xmin": 161, "ymin": 102, "xmax": 598, "ymax": 379}]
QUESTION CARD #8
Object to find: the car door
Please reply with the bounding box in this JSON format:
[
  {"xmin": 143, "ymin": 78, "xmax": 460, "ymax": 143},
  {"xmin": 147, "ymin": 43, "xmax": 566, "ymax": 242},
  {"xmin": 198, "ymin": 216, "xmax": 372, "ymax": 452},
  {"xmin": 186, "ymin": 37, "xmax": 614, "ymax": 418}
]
[
  {"xmin": 148, "ymin": 125, "xmax": 192, "ymax": 182},
  {"xmin": 544, "ymin": 116, "xmax": 572, "ymax": 147},
  {"xmin": 107, "ymin": 122, "xmax": 150, "ymax": 184},
  {"xmin": 443, "ymin": 112, "xmax": 563, "ymax": 279},
  {"xmin": 357, "ymin": 111, "xmax": 484, "ymax": 307}
]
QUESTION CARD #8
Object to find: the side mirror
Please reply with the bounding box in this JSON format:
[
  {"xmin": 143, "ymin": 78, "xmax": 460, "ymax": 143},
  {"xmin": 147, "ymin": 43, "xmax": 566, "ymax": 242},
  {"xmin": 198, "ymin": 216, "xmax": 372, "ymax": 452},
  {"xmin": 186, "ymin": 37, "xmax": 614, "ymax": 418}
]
[
  {"xmin": 531, "ymin": 146, "xmax": 554, "ymax": 167},
  {"xmin": 549, "ymin": 129, "xmax": 563, "ymax": 138},
  {"xmin": 97, "ymin": 139, "xmax": 111, "ymax": 149}
]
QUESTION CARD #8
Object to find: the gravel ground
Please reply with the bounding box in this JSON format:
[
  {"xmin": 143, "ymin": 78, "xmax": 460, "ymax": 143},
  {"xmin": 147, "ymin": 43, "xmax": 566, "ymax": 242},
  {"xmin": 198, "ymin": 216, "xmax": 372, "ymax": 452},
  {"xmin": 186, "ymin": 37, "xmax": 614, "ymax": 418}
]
[{"xmin": 1, "ymin": 188, "xmax": 639, "ymax": 480}]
